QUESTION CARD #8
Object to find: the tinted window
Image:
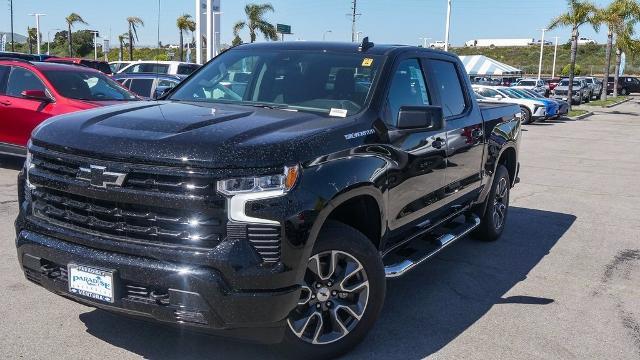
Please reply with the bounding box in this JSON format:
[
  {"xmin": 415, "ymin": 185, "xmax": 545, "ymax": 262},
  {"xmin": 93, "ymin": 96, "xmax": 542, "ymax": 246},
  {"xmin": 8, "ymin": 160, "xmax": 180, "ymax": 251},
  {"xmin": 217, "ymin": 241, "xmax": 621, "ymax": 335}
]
[
  {"xmin": 177, "ymin": 64, "xmax": 199, "ymax": 75},
  {"xmin": 128, "ymin": 78, "xmax": 155, "ymax": 97},
  {"xmin": 428, "ymin": 60, "xmax": 467, "ymax": 117},
  {"xmin": 124, "ymin": 63, "xmax": 169, "ymax": 74},
  {"xmin": 157, "ymin": 79, "xmax": 179, "ymax": 88},
  {"xmin": 518, "ymin": 80, "xmax": 537, "ymax": 86},
  {"xmin": 475, "ymin": 87, "xmax": 500, "ymax": 98},
  {"xmin": 384, "ymin": 59, "xmax": 430, "ymax": 126},
  {"xmin": 42, "ymin": 70, "xmax": 137, "ymax": 101},
  {"xmin": 0, "ymin": 65, "xmax": 9, "ymax": 93},
  {"xmin": 6, "ymin": 67, "xmax": 46, "ymax": 97}
]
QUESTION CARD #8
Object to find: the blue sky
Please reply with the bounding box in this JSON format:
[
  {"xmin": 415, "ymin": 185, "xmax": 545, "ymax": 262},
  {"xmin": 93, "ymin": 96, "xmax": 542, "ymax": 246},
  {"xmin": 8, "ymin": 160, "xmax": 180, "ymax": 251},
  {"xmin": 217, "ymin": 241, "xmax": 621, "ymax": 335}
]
[{"xmin": 3, "ymin": 0, "xmax": 613, "ymax": 47}]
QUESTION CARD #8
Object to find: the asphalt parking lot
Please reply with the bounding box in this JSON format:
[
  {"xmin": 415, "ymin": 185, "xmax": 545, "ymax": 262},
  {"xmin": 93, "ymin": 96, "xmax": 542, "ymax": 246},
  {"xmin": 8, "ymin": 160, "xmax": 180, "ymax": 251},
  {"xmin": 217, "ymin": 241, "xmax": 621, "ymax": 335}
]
[{"xmin": 1, "ymin": 99, "xmax": 639, "ymax": 359}]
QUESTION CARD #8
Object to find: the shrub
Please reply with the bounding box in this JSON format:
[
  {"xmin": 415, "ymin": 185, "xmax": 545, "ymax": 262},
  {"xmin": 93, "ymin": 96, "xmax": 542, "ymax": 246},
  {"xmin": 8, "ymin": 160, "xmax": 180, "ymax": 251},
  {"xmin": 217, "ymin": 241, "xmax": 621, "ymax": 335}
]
[{"xmin": 561, "ymin": 64, "xmax": 582, "ymax": 76}]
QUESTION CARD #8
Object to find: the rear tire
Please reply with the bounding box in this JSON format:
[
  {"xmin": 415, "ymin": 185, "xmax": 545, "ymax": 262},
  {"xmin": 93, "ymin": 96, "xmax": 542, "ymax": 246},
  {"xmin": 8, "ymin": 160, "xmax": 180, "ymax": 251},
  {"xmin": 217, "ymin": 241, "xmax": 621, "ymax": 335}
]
[
  {"xmin": 474, "ymin": 165, "xmax": 510, "ymax": 242},
  {"xmin": 279, "ymin": 221, "xmax": 385, "ymax": 359},
  {"xmin": 621, "ymin": 88, "xmax": 629, "ymax": 96}
]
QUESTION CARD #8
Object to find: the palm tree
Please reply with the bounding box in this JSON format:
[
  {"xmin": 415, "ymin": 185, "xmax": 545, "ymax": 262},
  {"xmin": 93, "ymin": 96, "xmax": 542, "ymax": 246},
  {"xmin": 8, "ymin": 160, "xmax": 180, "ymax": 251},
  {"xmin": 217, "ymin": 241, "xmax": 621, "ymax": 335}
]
[
  {"xmin": 65, "ymin": 13, "xmax": 88, "ymax": 57},
  {"xmin": 233, "ymin": 3, "xmax": 278, "ymax": 43},
  {"xmin": 118, "ymin": 33, "xmax": 128, "ymax": 61},
  {"xmin": 176, "ymin": 14, "xmax": 196, "ymax": 61},
  {"xmin": 27, "ymin": 27, "xmax": 37, "ymax": 54},
  {"xmin": 549, "ymin": 0, "xmax": 599, "ymax": 110},
  {"xmin": 126, "ymin": 16, "xmax": 144, "ymax": 61},
  {"xmin": 594, "ymin": 0, "xmax": 640, "ymax": 100},
  {"xmin": 612, "ymin": 22, "xmax": 640, "ymax": 96}
]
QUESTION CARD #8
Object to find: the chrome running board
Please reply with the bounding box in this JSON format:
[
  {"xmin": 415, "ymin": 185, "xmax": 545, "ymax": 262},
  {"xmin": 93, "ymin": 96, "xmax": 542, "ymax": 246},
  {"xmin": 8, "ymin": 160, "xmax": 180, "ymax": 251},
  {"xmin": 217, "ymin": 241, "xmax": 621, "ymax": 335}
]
[{"xmin": 384, "ymin": 213, "xmax": 481, "ymax": 278}]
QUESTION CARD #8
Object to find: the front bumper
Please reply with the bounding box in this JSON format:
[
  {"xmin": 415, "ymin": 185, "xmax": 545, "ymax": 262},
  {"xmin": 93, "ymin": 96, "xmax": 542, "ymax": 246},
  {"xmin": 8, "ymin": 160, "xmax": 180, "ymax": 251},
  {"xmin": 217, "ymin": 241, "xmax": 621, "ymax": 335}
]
[
  {"xmin": 532, "ymin": 107, "xmax": 547, "ymax": 119},
  {"xmin": 16, "ymin": 229, "xmax": 300, "ymax": 344}
]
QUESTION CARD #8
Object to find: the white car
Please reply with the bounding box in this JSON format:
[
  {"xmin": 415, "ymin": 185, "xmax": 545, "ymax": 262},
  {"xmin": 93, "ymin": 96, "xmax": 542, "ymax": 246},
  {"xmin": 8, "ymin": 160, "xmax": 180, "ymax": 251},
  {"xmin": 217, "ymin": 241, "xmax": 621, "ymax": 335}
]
[
  {"xmin": 473, "ymin": 85, "xmax": 546, "ymax": 124},
  {"xmin": 577, "ymin": 37, "xmax": 597, "ymax": 45},
  {"xmin": 429, "ymin": 41, "xmax": 450, "ymax": 49},
  {"xmin": 117, "ymin": 61, "xmax": 201, "ymax": 76},
  {"xmin": 109, "ymin": 61, "xmax": 133, "ymax": 74},
  {"xmin": 512, "ymin": 78, "xmax": 548, "ymax": 97}
]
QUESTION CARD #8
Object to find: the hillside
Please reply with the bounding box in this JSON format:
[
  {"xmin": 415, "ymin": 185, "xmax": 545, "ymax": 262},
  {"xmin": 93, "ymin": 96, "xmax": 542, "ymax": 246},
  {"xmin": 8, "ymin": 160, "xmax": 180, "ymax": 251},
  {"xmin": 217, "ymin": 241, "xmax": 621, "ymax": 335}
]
[{"xmin": 451, "ymin": 44, "xmax": 640, "ymax": 76}]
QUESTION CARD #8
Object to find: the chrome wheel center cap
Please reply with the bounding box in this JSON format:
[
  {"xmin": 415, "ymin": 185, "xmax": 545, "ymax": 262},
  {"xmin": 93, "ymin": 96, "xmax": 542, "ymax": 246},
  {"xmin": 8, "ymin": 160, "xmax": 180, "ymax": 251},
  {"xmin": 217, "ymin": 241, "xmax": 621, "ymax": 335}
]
[{"xmin": 317, "ymin": 287, "xmax": 330, "ymax": 302}]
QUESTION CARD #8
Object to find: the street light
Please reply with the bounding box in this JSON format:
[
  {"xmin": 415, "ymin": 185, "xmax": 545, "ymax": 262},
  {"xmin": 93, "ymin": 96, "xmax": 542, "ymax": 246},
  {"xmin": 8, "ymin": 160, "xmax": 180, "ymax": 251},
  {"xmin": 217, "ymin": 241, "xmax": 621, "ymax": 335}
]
[
  {"xmin": 419, "ymin": 37, "xmax": 432, "ymax": 48},
  {"xmin": 551, "ymin": 36, "xmax": 559, "ymax": 78},
  {"xmin": 444, "ymin": 0, "xmax": 452, "ymax": 51},
  {"xmin": 28, "ymin": 13, "xmax": 46, "ymax": 54},
  {"xmin": 323, "ymin": 30, "xmax": 332, "ymax": 41},
  {"xmin": 537, "ymin": 28, "xmax": 547, "ymax": 80},
  {"xmin": 89, "ymin": 30, "xmax": 100, "ymax": 60}
]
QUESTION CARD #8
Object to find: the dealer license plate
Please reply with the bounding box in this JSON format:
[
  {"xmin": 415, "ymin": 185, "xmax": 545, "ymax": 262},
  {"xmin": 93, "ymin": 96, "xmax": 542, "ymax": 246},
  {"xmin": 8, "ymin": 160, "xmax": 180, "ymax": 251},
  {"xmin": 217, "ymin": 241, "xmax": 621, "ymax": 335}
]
[{"xmin": 68, "ymin": 264, "xmax": 115, "ymax": 303}]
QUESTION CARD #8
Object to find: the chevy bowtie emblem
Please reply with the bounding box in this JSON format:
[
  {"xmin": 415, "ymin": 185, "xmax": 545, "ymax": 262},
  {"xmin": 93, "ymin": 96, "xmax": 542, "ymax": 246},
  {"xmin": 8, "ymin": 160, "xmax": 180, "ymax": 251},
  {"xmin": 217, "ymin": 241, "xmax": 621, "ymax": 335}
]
[{"xmin": 77, "ymin": 165, "xmax": 127, "ymax": 188}]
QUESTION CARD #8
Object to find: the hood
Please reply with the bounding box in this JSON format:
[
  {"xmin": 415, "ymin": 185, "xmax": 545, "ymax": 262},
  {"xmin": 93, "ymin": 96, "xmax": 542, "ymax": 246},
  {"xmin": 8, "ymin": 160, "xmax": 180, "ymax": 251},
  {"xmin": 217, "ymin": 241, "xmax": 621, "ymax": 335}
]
[{"xmin": 32, "ymin": 101, "xmax": 355, "ymax": 169}]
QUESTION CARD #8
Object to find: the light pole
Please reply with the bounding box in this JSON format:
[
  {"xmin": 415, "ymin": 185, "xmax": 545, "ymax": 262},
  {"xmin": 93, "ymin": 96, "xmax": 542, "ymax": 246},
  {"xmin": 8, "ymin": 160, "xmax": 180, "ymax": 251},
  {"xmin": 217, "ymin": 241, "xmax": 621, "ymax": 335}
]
[
  {"xmin": 28, "ymin": 13, "xmax": 46, "ymax": 54},
  {"xmin": 444, "ymin": 0, "xmax": 452, "ymax": 51},
  {"xmin": 551, "ymin": 36, "xmax": 559, "ymax": 78},
  {"xmin": 89, "ymin": 30, "xmax": 100, "ymax": 60},
  {"xmin": 323, "ymin": 30, "xmax": 332, "ymax": 41},
  {"xmin": 537, "ymin": 28, "xmax": 547, "ymax": 79},
  {"xmin": 419, "ymin": 37, "xmax": 431, "ymax": 48}
]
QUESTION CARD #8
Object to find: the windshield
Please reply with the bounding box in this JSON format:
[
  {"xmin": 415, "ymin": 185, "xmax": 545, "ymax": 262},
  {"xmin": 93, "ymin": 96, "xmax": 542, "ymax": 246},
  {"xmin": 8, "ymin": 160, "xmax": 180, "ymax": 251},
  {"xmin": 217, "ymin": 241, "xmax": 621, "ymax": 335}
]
[
  {"xmin": 502, "ymin": 88, "xmax": 525, "ymax": 99},
  {"xmin": 43, "ymin": 70, "xmax": 138, "ymax": 101},
  {"xmin": 522, "ymin": 89, "xmax": 542, "ymax": 98},
  {"xmin": 169, "ymin": 49, "xmax": 382, "ymax": 116},
  {"xmin": 517, "ymin": 80, "xmax": 537, "ymax": 86},
  {"xmin": 559, "ymin": 80, "xmax": 581, "ymax": 87}
]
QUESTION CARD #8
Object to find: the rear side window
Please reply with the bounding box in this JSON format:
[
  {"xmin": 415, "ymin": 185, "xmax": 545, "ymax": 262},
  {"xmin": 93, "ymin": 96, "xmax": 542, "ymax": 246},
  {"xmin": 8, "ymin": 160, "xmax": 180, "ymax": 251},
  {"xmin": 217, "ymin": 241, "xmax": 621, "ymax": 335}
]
[
  {"xmin": 157, "ymin": 79, "xmax": 178, "ymax": 88},
  {"xmin": 6, "ymin": 67, "xmax": 46, "ymax": 97},
  {"xmin": 177, "ymin": 64, "xmax": 199, "ymax": 75},
  {"xmin": 125, "ymin": 63, "xmax": 169, "ymax": 74},
  {"xmin": 427, "ymin": 60, "xmax": 467, "ymax": 118},
  {"xmin": 0, "ymin": 65, "xmax": 10, "ymax": 94},
  {"xmin": 128, "ymin": 78, "xmax": 154, "ymax": 97}
]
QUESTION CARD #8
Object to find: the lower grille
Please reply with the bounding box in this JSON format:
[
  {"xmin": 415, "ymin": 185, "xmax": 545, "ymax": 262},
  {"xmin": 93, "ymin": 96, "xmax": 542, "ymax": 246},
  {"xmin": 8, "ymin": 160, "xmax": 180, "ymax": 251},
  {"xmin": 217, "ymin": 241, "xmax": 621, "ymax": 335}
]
[
  {"xmin": 31, "ymin": 187, "xmax": 225, "ymax": 249},
  {"xmin": 227, "ymin": 223, "xmax": 281, "ymax": 263}
]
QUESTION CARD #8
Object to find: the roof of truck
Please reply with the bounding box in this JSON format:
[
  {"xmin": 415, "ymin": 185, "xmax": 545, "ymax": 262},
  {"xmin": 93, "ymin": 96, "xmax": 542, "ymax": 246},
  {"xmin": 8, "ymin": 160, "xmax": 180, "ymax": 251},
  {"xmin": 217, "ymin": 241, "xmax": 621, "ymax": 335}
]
[{"xmin": 233, "ymin": 41, "xmax": 436, "ymax": 56}]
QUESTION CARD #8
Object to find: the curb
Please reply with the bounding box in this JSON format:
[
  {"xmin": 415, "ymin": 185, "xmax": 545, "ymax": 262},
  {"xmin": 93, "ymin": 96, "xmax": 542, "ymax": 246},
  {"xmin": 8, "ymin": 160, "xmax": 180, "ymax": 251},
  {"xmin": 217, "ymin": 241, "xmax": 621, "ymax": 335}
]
[
  {"xmin": 567, "ymin": 111, "xmax": 594, "ymax": 120},
  {"xmin": 604, "ymin": 97, "xmax": 630, "ymax": 108}
]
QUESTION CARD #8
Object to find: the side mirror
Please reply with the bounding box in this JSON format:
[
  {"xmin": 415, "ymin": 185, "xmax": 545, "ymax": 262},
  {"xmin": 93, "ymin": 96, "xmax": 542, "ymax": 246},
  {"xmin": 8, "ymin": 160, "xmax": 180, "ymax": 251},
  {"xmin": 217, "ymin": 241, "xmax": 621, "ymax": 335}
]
[
  {"xmin": 493, "ymin": 94, "xmax": 504, "ymax": 99},
  {"xmin": 153, "ymin": 86, "xmax": 172, "ymax": 100},
  {"xmin": 21, "ymin": 89, "xmax": 51, "ymax": 102},
  {"xmin": 397, "ymin": 105, "xmax": 444, "ymax": 130}
]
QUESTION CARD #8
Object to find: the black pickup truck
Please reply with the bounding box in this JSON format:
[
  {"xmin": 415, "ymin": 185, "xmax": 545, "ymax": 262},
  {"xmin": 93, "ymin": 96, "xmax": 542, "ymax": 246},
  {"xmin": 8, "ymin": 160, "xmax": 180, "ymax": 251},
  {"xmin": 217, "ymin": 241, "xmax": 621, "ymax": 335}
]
[{"xmin": 15, "ymin": 40, "xmax": 521, "ymax": 358}]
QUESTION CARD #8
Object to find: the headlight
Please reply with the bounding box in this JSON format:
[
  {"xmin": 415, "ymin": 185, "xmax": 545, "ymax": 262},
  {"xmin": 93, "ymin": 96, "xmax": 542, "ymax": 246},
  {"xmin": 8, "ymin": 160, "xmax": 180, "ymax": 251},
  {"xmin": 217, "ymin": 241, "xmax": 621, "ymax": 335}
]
[
  {"xmin": 24, "ymin": 147, "xmax": 36, "ymax": 190},
  {"xmin": 217, "ymin": 165, "xmax": 299, "ymax": 196},
  {"xmin": 217, "ymin": 166, "xmax": 300, "ymax": 225}
]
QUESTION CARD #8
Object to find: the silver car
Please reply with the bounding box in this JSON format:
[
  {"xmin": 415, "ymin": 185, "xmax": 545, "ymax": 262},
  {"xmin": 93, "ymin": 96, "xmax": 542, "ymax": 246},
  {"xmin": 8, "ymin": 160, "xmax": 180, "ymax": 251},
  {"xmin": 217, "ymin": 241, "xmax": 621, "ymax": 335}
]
[
  {"xmin": 577, "ymin": 76, "xmax": 602, "ymax": 100},
  {"xmin": 552, "ymin": 79, "xmax": 590, "ymax": 105}
]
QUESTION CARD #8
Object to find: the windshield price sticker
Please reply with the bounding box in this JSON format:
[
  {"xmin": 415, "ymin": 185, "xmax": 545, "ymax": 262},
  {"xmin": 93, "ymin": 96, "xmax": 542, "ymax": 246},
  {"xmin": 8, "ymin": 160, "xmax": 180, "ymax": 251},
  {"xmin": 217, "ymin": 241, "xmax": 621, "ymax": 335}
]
[
  {"xmin": 362, "ymin": 58, "xmax": 374, "ymax": 67},
  {"xmin": 330, "ymin": 108, "xmax": 349, "ymax": 118}
]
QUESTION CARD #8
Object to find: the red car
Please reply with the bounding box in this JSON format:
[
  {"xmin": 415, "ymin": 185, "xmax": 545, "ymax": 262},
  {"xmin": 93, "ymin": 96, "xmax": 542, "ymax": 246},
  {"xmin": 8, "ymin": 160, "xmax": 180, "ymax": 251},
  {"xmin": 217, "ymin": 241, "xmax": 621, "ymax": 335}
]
[{"xmin": 0, "ymin": 58, "xmax": 138, "ymax": 156}]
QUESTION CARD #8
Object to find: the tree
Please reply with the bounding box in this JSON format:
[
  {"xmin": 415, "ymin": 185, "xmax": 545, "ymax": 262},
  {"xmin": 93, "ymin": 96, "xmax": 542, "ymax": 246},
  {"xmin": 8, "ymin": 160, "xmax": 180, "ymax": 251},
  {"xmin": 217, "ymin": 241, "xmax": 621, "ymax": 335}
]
[
  {"xmin": 232, "ymin": 3, "xmax": 278, "ymax": 43},
  {"xmin": 594, "ymin": 0, "xmax": 640, "ymax": 100},
  {"xmin": 65, "ymin": 13, "xmax": 88, "ymax": 57},
  {"xmin": 612, "ymin": 22, "xmax": 640, "ymax": 96},
  {"xmin": 549, "ymin": 0, "xmax": 599, "ymax": 110},
  {"xmin": 127, "ymin": 16, "xmax": 144, "ymax": 61},
  {"xmin": 118, "ymin": 33, "xmax": 128, "ymax": 61},
  {"xmin": 27, "ymin": 27, "xmax": 37, "ymax": 54},
  {"xmin": 232, "ymin": 35, "xmax": 243, "ymax": 47},
  {"xmin": 176, "ymin": 14, "xmax": 196, "ymax": 61}
]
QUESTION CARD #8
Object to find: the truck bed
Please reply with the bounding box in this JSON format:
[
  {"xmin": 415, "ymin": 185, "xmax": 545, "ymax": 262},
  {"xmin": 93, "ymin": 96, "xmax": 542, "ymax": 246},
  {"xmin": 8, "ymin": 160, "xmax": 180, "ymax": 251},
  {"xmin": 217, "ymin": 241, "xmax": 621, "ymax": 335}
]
[{"xmin": 479, "ymin": 101, "xmax": 520, "ymax": 122}]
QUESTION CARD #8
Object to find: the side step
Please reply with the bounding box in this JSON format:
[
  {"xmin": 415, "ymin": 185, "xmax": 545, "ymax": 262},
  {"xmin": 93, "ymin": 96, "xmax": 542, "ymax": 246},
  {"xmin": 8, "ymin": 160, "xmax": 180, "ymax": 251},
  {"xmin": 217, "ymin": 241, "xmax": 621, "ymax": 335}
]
[{"xmin": 384, "ymin": 213, "xmax": 481, "ymax": 278}]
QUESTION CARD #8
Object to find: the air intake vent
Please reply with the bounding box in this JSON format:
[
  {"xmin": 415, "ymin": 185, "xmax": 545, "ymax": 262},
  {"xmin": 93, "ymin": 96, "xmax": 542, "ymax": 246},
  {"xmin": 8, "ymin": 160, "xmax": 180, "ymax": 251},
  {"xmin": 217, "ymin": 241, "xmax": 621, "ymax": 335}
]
[{"xmin": 227, "ymin": 223, "xmax": 282, "ymax": 263}]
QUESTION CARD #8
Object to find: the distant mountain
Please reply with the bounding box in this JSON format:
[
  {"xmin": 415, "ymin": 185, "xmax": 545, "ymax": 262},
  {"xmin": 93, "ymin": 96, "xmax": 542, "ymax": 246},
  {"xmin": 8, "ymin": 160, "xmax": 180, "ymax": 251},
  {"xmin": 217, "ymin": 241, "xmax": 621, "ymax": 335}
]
[{"xmin": 0, "ymin": 32, "xmax": 28, "ymax": 44}]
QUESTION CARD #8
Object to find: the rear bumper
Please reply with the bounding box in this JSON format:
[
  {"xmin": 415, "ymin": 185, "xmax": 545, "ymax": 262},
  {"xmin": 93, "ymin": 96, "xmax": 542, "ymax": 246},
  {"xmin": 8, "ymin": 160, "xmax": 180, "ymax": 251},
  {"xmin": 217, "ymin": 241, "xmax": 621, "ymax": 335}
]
[{"xmin": 16, "ymin": 229, "xmax": 300, "ymax": 344}]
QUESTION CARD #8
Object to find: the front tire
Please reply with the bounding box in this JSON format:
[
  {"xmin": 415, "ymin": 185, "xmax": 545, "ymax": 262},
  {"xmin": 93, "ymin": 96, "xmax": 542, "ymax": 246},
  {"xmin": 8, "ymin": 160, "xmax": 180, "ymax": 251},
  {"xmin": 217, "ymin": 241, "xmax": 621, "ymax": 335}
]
[
  {"xmin": 520, "ymin": 106, "xmax": 532, "ymax": 124},
  {"xmin": 474, "ymin": 164, "xmax": 511, "ymax": 241},
  {"xmin": 621, "ymin": 88, "xmax": 629, "ymax": 96},
  {"xmin": 280, "ymin": 221, "xmax": 385, "ymax": 359}
]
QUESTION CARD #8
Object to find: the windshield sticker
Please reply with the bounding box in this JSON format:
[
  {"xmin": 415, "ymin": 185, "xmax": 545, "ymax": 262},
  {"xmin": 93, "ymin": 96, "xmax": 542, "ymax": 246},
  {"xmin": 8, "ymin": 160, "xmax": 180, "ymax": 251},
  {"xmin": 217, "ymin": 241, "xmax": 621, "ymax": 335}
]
[
  {"xmin": 362, "ymin": 58, "xmax": 374, "ymax": 67},
  {"xmin": 344, "ymin": 129, "xmax": 375, "ymax": 140},
  {"xmin": 329, "ymin": 108, "xmax": 349, "ymax": 118}
]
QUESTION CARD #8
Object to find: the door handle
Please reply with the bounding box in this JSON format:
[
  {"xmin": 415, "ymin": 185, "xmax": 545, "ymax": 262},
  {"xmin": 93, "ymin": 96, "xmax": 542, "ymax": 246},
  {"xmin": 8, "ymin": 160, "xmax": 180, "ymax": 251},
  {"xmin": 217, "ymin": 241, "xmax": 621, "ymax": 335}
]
[
  {"xmin": 431, "ymin": 137, "xmax": 444, "ymax": 149},
  {"xmin": 0, "ymin": 100, "xmax": 11, "ymax": 106}
]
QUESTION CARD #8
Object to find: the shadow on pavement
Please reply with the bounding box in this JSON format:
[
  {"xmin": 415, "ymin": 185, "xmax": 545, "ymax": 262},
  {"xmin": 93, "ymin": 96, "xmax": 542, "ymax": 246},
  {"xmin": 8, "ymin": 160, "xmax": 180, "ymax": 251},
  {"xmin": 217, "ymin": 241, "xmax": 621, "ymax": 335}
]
[
  {"xmin": 0, "ymin": 156, "xmax": 24, "ymax": 171},
  {"xmin": 79, "ymin": 207, "xmax": 576, "ymax": 360}
]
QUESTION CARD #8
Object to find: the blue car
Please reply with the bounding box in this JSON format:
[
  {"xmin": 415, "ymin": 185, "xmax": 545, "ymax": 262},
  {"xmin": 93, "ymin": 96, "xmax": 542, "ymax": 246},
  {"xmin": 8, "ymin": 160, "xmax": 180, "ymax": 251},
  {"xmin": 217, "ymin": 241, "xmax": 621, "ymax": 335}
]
[
  {"xmin": 517, "ymin": 88, "xmax": 569, "ymax": 118},
  {"xmin": 509, "ymin": 88, "xmax": 560, "ymax": 119},
  {"xmin": 112, "ymin": 73, "xmax": 187, "ymax": 100}
]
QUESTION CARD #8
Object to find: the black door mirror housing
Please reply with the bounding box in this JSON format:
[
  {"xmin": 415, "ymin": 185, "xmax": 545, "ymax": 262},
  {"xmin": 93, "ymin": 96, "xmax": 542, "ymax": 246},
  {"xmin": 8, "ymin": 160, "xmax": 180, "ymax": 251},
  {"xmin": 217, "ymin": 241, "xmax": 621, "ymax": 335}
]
[{"xmin": 396, "ymin": 105, "xmax": 445, "ymax": 130}]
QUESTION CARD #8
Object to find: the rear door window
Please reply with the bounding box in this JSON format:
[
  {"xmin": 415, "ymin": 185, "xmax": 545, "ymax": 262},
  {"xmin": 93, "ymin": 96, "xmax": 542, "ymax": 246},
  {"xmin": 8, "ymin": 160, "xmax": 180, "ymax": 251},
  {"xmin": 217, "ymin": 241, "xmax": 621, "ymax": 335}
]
[
  {"xmin": 6, "ymin": 67, "xmax": 46, "ymax": 97},
  {"xmin": 128, "ymin": 78, "xmax": 154, "ymax": 97},
  {"xmin": 426, "ymin": 59, "xmax": 468, "ymax": 118}
]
